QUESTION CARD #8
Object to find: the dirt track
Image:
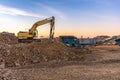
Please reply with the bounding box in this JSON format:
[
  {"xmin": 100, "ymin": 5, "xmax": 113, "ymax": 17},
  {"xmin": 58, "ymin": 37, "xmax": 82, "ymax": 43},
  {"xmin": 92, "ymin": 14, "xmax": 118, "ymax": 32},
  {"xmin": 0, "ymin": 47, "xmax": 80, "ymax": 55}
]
[{"xmin": 9, "ymin": 45, "xmax": 120, "ymax": 80}]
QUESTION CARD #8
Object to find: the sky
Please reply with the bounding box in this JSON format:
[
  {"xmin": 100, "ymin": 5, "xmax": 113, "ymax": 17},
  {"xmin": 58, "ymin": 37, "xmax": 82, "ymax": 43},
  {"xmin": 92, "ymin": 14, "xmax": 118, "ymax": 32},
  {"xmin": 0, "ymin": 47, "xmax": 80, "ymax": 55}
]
[{"xmin": 0, "ymin": 0, "xmax": 120, "ymax": 38}]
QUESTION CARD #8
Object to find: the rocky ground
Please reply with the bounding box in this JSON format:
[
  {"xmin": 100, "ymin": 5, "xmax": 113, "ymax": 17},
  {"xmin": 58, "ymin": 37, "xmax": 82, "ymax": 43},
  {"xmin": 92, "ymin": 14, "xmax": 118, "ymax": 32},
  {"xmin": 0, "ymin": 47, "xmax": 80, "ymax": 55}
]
[
  {"xmin": 9, "ymin": 46, "xmax": 120, "ymax": 80},
  {"xmin": 0, "ymin": 32, "xmax": 120, "ymax": 80}
]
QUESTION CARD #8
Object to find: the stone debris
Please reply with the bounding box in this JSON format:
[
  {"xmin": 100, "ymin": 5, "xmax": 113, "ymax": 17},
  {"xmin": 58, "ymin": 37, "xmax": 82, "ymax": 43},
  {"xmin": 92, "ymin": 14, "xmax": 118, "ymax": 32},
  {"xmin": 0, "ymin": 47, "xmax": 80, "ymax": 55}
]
[
  {"xmin": 0, "ymin": 32, "xmax": 91, "ymax": 67},
  {"xmin": 0, "ymin": 32, "xmax": 92, "ymax": 79},
  {"xmin": 0, "ymin": 68, "xmax": 27, "ymax": 80},
  {"xmin": 0, "ymin": 42, "xmax": 90, "ymax": 67},
  {"xmin": 0, "ymin": 32, "xmax": 18, "ymax": 44}
]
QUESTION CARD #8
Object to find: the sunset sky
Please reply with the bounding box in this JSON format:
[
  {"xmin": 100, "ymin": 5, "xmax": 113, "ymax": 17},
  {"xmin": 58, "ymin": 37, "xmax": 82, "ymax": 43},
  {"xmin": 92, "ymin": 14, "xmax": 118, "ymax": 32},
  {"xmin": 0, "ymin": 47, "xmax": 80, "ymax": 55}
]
[{"xmin": 0, "ymin": 0, "xmax": 120, "ymax": 38}]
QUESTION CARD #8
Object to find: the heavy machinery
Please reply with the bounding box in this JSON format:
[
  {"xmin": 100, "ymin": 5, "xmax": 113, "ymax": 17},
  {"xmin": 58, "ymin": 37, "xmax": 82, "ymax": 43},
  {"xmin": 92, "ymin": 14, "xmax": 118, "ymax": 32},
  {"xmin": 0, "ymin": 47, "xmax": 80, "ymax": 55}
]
[
  {"xmin": 17, "ymin": 16, "xmax": 55, "ymax": 42},
  {"xmin": 59, "ymin": 36, "xmax": 79, "ymax": 47},
  {"xmin": 59, "ymin": 36, "xmax": 96, "ymax": 47},
  {"xmin": 115, "ymin": 39, "xmax": 120, "ymax": 46}
]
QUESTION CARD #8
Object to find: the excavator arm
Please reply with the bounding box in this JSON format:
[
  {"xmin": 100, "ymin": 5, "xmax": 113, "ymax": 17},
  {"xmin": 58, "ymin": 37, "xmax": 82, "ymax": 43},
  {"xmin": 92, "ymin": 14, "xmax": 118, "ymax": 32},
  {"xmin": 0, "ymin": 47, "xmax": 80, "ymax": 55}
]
[{"xmin": 29, "ymin": 16, "xmax": 55, "ymax": 39}]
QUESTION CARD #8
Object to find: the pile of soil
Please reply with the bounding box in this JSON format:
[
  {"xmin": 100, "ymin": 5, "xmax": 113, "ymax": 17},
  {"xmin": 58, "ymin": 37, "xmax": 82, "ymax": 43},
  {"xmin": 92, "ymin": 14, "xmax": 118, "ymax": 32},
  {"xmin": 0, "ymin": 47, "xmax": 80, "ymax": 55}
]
[
  {"xmin": 0, "ymin": 32, "xmax": 91, "ymax": 67},
  {"xmin": 0, "ymin": 32, "xmax": 18, "ymax": 44},
  {"xmin": 0, "ymin": 42, "xmax": 90, "ymax": 67}
]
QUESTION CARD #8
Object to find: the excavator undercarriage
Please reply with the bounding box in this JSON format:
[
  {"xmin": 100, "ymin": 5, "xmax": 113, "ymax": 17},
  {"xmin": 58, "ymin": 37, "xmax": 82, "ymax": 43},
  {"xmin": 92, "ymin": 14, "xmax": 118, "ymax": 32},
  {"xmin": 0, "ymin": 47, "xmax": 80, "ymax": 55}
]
[{"xmin": 18, "ymin": 37, "xmax": 41, "ymax": 43}]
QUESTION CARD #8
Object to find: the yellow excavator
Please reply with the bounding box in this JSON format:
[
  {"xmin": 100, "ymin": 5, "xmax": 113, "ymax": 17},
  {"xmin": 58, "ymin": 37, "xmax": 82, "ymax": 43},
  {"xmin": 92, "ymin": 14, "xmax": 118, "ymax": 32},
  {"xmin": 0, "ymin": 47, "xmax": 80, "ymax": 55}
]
[{"xmin": 17, "ymin": 16, "xmax": 55, "ymax": 42}]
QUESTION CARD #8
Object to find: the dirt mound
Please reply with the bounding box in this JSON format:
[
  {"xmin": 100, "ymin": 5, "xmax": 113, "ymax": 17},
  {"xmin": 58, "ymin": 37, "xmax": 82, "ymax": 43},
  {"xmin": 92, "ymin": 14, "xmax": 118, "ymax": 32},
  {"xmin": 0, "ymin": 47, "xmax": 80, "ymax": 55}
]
[
  {"xmin": 0, "ymin": 32, "xmax": 18, "ymax": 44},
  {"xmin": 0, "ymin": 32, "xmax": 91, "ymax": 67},
  {"xmin": 0, "ymin": 41, "xmax": 91, "ymax": 67}
]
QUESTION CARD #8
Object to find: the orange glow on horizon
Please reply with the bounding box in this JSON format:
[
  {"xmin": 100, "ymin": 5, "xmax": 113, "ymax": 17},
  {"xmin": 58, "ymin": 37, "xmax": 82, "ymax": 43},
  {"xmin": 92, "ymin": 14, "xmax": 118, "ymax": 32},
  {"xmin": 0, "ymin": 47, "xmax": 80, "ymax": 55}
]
[{"xmin": 12, "ymin": 30, "xmax": 120, "ymax": 38}]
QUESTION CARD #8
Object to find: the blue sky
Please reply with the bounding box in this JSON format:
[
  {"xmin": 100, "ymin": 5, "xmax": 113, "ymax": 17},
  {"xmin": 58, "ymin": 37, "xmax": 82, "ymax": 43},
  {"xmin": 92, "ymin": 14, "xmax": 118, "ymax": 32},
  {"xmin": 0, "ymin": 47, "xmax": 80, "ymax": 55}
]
[{"xmin": 0, "ymin": 0, "xmax": 120, "ymax": 37}]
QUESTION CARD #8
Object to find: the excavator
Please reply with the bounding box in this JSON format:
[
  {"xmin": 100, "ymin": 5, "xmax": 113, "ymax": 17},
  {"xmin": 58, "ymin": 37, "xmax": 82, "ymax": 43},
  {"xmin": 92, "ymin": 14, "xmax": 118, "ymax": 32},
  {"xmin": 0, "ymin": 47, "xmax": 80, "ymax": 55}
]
[{"xmin": 17, "ymin": 16, "xmax": 55, "ymax": 42}]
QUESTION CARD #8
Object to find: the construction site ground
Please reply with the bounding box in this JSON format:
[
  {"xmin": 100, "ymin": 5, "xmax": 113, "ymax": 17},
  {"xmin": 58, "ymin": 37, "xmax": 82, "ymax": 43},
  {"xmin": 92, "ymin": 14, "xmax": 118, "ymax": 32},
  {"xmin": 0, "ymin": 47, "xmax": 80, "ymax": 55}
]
[
  {"xmin": 0, "ymin": 32, "xmax": 120, "ymax": 80},
  {"xmin": 9, "ymin": 45, "xmax": 120, "ymax": 80}
]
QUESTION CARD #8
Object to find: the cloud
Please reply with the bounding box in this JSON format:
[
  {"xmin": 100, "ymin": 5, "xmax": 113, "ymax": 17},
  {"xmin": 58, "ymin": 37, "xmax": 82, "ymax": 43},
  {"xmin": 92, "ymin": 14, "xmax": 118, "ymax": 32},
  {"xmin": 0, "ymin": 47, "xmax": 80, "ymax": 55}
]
[
  {"xmin": 37, "ymin": 3, "xmax": 66, "ymax": 19},
  {"xmin": 0, "ymin": 5, "xmax": 47, "ymax": 18}
]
